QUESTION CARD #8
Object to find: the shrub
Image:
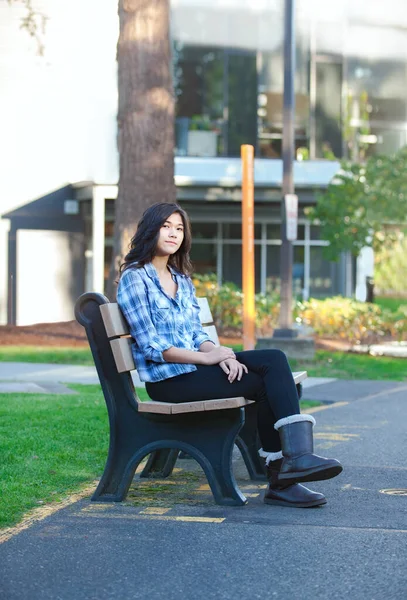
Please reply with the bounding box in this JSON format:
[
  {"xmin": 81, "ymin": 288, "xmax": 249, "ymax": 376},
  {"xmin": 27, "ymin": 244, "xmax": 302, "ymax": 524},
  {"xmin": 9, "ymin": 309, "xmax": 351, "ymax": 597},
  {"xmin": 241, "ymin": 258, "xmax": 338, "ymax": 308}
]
[
  {"xmin": 192, "ymin": 273, "xmax": 280, "ymax": 336},
  {"xmin": 297, "ymin": 296, "xmax": 407, "ymax": 344},
  {"xmin": 192, "ymin": 275, "xmax": 407, "ymax": 343}
]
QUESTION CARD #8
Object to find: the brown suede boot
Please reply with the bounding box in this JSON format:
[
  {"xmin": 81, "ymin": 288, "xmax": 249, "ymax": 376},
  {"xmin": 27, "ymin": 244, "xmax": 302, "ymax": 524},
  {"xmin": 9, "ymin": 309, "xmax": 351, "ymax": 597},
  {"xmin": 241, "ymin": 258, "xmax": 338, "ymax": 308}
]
[{"xmin": 264, "ymin": 459, "xmax": 327, "ymax": 508}]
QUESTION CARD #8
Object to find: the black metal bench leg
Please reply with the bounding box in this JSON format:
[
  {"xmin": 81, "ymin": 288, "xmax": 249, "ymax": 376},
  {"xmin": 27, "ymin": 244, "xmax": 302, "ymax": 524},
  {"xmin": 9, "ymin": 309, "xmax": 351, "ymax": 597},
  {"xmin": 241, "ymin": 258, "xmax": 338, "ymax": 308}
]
[
  {"xmin": 136, "ymin": 408, "xmax": 247, "ymax": 506},
  {"xmin": 93, "ymin": 407, "xmax": 247, "ymax": 506},
  {"xmin": 236, "ymin": 403, "xmax": 267, "ymax": 481},
  {"xmin": 176, "ymin": 408, "xmax": 247, "ymax": 506},
  {"xmin": 92, "ymin": 442, "xmax": 142, "ymax": 502},
  {"xmin": 139, "ymin": 449, "xmax": 179, "ymax": 478}
]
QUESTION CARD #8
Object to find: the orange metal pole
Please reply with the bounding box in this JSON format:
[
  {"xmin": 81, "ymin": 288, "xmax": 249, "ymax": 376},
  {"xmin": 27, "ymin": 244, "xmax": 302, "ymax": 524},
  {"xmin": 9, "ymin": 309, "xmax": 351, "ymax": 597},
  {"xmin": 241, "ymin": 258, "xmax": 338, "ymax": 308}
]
[{"xmin": 241, "ymin": 145, "xmax": 255, "ymax": 351}]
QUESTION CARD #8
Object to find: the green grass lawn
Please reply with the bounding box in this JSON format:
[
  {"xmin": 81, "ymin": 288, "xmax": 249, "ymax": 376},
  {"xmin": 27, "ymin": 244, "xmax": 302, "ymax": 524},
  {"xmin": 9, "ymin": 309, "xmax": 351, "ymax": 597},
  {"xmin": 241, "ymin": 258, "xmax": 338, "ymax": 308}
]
[
  {"xmin": 0, "ymin": 346, "xmax": 94, "ymax": 365},
  {"xmin": 374, "ymin": 296, "xmax": 407, "ymax": 313},
  {"xmin": 0, "ymin": 383, "xmax": 319, "ymax": 529},
  {"xmin": 231, "ymin": 345, "xmax": 406, "ymax": 381},
  {"xmin": 289, "ymin": 350, "xmax": 407, "ymax": 381},
  {"xmin": 0, "ymin": 384, "xmax": 108, "ymax": 529}
]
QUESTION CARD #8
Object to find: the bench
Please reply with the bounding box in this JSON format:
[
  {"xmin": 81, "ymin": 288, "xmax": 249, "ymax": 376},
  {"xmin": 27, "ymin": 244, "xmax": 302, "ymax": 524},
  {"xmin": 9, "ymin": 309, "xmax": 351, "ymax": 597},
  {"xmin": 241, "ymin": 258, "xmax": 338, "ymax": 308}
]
[{"xmin": 75, "ymin": 292, "xmax": 307, "ymax": 506}]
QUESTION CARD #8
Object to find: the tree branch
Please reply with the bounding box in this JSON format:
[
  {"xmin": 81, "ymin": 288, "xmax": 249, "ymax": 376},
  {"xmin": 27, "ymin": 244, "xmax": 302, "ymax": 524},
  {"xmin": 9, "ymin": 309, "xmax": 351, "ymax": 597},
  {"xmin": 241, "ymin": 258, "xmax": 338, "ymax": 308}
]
[{"xmin": 8, "ymin": 0, "xmax": 48, "ymax": 56}]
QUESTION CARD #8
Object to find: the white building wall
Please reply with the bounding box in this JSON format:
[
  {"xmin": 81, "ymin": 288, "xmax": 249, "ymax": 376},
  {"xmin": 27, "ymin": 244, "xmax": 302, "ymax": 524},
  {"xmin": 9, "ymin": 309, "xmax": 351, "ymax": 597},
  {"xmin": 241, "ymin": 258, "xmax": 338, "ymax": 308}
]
[{"xmin": 0, "ymin": 0, "xmax": 119, "ymax": 323}]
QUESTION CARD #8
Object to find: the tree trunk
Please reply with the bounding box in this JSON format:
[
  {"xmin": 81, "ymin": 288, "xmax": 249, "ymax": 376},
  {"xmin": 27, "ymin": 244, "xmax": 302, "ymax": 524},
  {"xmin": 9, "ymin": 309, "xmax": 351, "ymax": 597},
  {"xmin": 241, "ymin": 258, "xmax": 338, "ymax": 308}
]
[{"xmin": 106, "ymin": 0, "xmax": 176, "ymax": 299}]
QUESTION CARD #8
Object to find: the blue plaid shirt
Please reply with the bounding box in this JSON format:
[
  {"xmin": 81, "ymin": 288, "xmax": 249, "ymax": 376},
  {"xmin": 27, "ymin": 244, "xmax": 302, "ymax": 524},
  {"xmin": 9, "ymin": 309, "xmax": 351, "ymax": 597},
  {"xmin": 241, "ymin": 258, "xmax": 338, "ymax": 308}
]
[{"xmin": 116, "ymin": 262, "xmax": 214, "ymax": 382}]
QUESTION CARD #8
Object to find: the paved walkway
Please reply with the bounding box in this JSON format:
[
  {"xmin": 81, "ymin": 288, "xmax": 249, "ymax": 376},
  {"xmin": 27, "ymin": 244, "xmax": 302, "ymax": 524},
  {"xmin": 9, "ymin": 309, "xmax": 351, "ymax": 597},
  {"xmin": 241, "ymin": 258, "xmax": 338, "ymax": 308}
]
[
  {"xmin": 0, "ymin": 362, "xmax": 143, "ymax": 392},
  {"xmin": 1, "ymin": 364, "xmax": 407, "ymax": 598},
  {"xmin": 0, "ymin": 361, "xmax": 336, "ymax": 394}
]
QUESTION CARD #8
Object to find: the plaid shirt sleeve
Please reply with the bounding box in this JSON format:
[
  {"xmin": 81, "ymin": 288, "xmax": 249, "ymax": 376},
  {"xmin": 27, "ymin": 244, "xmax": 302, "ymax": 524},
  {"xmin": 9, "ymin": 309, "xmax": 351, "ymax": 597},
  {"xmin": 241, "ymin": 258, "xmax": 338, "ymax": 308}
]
[
  {"xmin": 117, "ymin": 269, "xmax": 173, "ymax": 363},
  {"xmin": 187, "ymin": 278, "xmax": 216, "ymax": 349}
]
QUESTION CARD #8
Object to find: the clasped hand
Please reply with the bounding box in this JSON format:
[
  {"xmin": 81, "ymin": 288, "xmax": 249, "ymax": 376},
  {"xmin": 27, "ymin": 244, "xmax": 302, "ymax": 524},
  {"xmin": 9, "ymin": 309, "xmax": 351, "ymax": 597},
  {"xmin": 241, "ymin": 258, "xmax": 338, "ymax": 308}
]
[
  {"xmin": 203, "ymin": 345, "xmax": 248, "ymax": 382},
  {"xmin": 219, "ymin": 358, "xmax": 248, "ymax": 383}
]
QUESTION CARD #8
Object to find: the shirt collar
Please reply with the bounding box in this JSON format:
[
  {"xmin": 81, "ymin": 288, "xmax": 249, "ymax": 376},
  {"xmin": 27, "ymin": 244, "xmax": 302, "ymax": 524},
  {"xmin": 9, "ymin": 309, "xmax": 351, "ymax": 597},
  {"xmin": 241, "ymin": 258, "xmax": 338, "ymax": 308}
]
[{"xmin": 144, "ymin": 262, "xmax": 183, "ymax": 281}]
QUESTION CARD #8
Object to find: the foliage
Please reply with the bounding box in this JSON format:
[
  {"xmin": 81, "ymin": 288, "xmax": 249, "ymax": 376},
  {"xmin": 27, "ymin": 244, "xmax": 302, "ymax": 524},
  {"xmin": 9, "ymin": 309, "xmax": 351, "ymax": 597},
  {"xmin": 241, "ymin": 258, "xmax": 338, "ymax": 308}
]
[
  {"xmin": 306, "ymin": 146, "xmax": 407, "ymax": 260},
  {"xmin": 192, "ymin": 273, "xmax": 280, "ymax": 335},
  {"xmin": 189, "ymin": 115, "xmax": 215, "ymax": 132},
  {"xmin": 193, "ymin": 275, "xmax": 407, "ymax": 344},
  {"xmin": 8, "ymin": 0, "xmax": 48, "ymax": 55},
  {"xmin": 374, "ymin": 231, "xmax": 407, "ymax": 296},
  {"xmin": 297, "ymin": 296, "xmax": 407, "ymax": 344}
]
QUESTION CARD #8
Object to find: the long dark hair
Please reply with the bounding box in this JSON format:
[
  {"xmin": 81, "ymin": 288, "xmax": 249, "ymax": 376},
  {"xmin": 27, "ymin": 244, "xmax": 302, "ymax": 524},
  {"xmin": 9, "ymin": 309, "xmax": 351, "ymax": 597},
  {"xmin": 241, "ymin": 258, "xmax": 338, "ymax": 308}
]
[{"xmin": 119, "ymin": 202, "xmax": 193, "ymax": 276}]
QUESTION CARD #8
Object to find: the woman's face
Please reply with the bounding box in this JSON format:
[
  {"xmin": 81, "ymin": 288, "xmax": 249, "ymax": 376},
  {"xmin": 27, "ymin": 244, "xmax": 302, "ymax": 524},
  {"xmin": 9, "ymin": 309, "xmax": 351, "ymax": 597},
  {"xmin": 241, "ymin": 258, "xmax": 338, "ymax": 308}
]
[{"xmin": 155, "ymin": 212, "xmax": 185, "ymax": 257}]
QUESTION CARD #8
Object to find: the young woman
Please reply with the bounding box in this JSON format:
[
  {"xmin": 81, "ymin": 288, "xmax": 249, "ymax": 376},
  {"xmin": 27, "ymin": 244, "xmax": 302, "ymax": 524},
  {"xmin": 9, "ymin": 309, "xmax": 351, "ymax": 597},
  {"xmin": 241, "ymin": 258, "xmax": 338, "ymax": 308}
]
[{"xmin": 117, "ymin": 202, "xmax": 342, "ymax": 508}]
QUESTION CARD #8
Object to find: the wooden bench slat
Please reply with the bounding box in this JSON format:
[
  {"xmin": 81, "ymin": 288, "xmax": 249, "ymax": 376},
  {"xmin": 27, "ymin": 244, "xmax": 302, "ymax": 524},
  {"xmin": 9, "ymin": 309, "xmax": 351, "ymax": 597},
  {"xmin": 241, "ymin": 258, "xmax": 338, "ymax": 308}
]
[
  {"xmin": 136, "ymin": 396, "xmax": 255, "ymax": 415},
  {"xmin": 202, "ymin": 325, "xmax": 220, "ymax": 346},
  {"xmin": 171, "ymin": 401, "xmax": 206, "ymax": 414},
  {"xmin": 137, "ymin": 400, "xmax": 173, "ymax": 414},
  {"xmin": 197, "ymin": 297, "xmax": 214, "ymax": 325},
  {"xmin": 203, "ymin": 397, "xmax": 254, "ymax": 411},
  {"xmin": 110, "ymin": 337, "xmax": 135, "ymax": 372},
  {"xmin": 293, "ymin": 371, "xmax": 307, "ymax": 385},
  {"xmin": 100, "ymin": 303, "xmax": 130, "ymax": 338}
]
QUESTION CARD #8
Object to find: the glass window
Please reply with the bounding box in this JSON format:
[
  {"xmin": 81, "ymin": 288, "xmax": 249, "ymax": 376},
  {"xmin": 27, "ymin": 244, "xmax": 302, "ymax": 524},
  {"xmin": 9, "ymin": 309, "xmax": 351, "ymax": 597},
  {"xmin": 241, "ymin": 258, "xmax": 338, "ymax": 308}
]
[
  {"xmin": 105, "ymin": 221, "xmax": 114, "ymax": 238},
  {"xmin": 266, "ymin": 246, "xmax": 281, "ymax": 294},
  {"xmin": 192, "ymin": 222, "xmax": 218, "ymax": 239},
  {"xmin": 310, "ymin": 225, "xmax": 321, "ymax": 240},
  {"xmin": 173, "ymin": 45, "xmax": 224, "ymax": 157},
  {"xmin": 346, "ymin": 26, "xmax": 407, "ymax": 160},
  {"xmin": 257, "ymin": 27, "xmax": 310, "ymax": 160},
  {"xmin": 363, "ymin": 126, "xmax": 407, "ymax": 158},
  {"xmin": 223, "ymin": 223, "xmax": 261, "ymax": 240},
  {"xmin": 266, "ymin": 224, "xmax": 280, "ymax": 240},
  {"xmin": 190, "ymin": 242, "xmax": 217, "ymax": 275},
  {"xmin": 223, "ymin": 244, "xmax": 261, "ymax": 292},
  {"xmin": 171, "ymin": 1, "xmax": 310, "ymax": 159},
  {"xmin": 267, "ymin": 224, "xmax": 304, "ymax": 240},
  {"xmin": 315, "ymin": 60, "xmax": 343, "ymax": 159},
  {"xmin": 227, "ymin": 51, "xmax": 258, "ymax": 156},
  {"xmin": 266, "ymin": 245, "xmax": 305, "ymax": 297},
  {"xmin": 309, "ymin": 247, "xmax": 338, "ymax": 298}
]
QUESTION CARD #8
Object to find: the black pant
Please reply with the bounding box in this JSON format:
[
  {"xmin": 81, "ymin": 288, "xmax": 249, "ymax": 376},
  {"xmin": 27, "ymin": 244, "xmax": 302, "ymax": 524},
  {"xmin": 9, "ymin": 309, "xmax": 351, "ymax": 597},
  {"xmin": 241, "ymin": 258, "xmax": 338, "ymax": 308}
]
[{"xmin": 146, "ymin": 349, "xmax": 301, "ymax": 452}]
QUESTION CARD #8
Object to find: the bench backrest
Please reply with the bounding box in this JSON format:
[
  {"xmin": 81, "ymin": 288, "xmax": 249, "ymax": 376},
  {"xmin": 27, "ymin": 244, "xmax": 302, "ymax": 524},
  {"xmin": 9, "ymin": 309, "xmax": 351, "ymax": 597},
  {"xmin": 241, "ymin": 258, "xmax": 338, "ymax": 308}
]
[{"xmin": 100, "ymin": 298, "xmax": 219, "ymax": 374}]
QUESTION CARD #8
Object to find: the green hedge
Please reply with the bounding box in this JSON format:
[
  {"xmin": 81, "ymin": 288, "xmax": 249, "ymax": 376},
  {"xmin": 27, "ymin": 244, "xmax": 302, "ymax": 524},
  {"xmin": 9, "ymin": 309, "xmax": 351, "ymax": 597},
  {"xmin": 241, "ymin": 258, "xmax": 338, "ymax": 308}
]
[{"xmin": 192, "ymin": 274, "xmax": 407, "ymax": 344}]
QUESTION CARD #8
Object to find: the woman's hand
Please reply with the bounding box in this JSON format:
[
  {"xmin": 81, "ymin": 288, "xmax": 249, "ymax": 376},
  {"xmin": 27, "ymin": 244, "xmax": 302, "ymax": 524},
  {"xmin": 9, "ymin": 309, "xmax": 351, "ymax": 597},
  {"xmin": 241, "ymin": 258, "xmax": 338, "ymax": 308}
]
[
  {"xmin": 202, "ymin": 346, "xmax": 236, "ymax": 365},
  {"xmin": 219, "ymin": 358, "xmax": 248, "ymax": 383}
]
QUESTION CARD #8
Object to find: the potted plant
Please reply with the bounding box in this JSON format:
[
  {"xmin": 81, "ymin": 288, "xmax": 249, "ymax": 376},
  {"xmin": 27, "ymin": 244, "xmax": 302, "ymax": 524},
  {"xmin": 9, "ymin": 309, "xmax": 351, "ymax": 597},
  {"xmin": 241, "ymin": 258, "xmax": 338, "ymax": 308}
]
[{"xmin": 188, "ymin": 115, "xmax": 218, "ymax": 157}]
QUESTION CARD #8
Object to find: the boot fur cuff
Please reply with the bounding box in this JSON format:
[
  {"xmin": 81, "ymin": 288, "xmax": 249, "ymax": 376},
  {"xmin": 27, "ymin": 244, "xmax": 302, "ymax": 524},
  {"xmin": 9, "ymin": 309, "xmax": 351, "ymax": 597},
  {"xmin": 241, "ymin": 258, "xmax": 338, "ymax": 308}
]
[
  {"xmin": 258, "ymin": 449, "xmax": 283, "ymax": 465},
  {"xmin": 274, "ymin": 414, "xmax": 316, "ymax": 431}
]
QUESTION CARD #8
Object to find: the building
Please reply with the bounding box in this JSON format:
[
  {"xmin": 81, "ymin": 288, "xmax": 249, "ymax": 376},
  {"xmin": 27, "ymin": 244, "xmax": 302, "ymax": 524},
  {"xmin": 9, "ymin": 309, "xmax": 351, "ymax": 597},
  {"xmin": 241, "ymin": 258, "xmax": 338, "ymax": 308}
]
[{"xmin": 2, "ymin": 0, "xmax": 407, "ymax": 324}]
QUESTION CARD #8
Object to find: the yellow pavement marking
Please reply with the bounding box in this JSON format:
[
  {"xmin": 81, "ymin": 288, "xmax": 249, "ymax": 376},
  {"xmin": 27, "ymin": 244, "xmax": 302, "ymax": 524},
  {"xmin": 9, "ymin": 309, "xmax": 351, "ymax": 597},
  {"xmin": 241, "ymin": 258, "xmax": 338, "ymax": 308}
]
[
  {"xmin": 380, "ymin": 489, "xmax": 407, "ymax": 496},
  {"xmin": 138, "ymin": 479, "xmax": 180, "ymax": 486},
  {"xmin": 307, "ymin": 401, "xmax": 349, "ymax": 414},
  {"xmin": 359, "ymin": 384, "xmax": 407, "ymax": 404},
  {"xmin": 314, "ymin": 432, "xmax": 359, "ymax": 442},
  {"xmin": 0, "ymin": 481, "xmax": 98, "ymax": 546},
  {"xmin": 140, "ymin": 507, "xmax": 171, "ymax": 515},
  {"xmin": 196, "ymin": 484, "xmax": 211, "ymax": 491},
  {"xmin": 74, "ymin": 511, "xmax": 225, "ymax": 523}
]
